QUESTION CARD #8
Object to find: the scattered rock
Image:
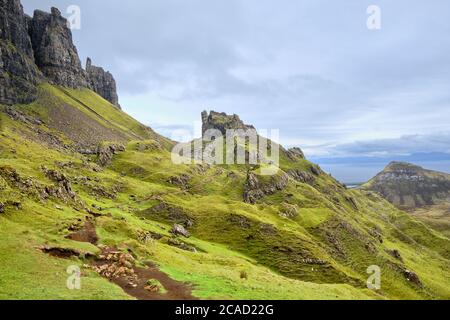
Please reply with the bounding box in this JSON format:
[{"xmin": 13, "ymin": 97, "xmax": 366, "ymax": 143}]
[
  {"xmin": 279, "ymin": 203, "xmax": 299, "ymax": 218},
  {"xmin": 243, "ymin": 172, "xmax": 289, "ymax": 204},
  {"xmin": 93, "ymin": 249, "xmax": 136, "ymax": 281},
  {"xmin": 287, "ymin": 169, "xmax": 315, "ymax": 184},
  {"xmin": 167, "ymin": 238, "xmax": 196, "ymax": 252},
  {"xmin": 97, "ymin": 143, "xmax": 125, "ymax": 167},
  {"xmin": 228, "ymin": 214, "xmax": 252, "ymax": 229},
  {"xmin": 0, "ymin": 202, "xmax": 5, "ymax": 213},
  {"xmin": 259, "ymin": 223, "xmax": 277, "ymax": 236},
  {"xmin": 310, "ymin": 165, "xmax": 322, "ymax": 176},
  {"xmin": 369, "ymin": 227, "xmax": 383, "ymax": 243},
  {"xmin": 171, "ymin": 224, "xmax": 190, "ymax": 238},
  {"xmin": 5, "ymin": 107, "xmax": 43, "ymax": 125},
  {"xmin": 42, "ymin": 166, "xmax": 77, "ymax": 202},
  {"xmin": 7, "ymin": 200, "xmax": 21, "ymax": 210},
  {"xmin": 286, "ymin": 147, "xmax": 305, "ymax": 161},
  {"xmin": 137, "ymin": 231, "xmax": 163, "ymax": 243},
  {"xmin": 300, "ymin": 258, "xmax": 327, "ymax": 265},
  {"xmin": 387, "ymin": 249, "xmax": 403, "ymax": 262},
  {"xmin": 167, "ymin": 174, "xmax": 190, "ymax": 189},
  {"xmin": 403, "ymin": 269, "xmax": 422, "ymax": 287},
  {"xmin": 144, "ymin": 279, "xmax": 165, "ymax": 293},
  {"xmin": 145, "ymin": 202, "xmax": 194, "ymax": 228}
]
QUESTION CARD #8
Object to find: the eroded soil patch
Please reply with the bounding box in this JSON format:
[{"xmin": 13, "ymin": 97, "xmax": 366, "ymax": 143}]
[
  {"xmin": 91, "ymin": 247, "xmax": 196, "ymax": 300},
  {"xmin": 66, "ymin": 220, "xmax": 99, "ymax": 244}
]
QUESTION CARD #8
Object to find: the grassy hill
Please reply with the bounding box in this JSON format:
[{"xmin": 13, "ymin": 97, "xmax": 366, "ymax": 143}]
[
  {"xmin": 0, "ymin": 84, "xmax": 449, "ymax": 300},
  {"xmin": 363, "ymin": 162, "xmax": 450, "ymax": 209}
]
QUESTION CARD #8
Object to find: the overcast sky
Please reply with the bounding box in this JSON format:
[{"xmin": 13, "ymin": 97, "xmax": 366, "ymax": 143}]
[{"xmin": 22, "ymin": 0, "xmax": 450, "ymax": 180}]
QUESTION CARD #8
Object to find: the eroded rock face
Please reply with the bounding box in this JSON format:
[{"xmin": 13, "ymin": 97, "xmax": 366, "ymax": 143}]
[
  {"xmin": 29, "ymin": 7, "xmax": 88, "ymax": 88},
  {"xmin": 0, "ymin": 0, "xmax": 33, "ymax": 56},
  {"xmin": 0, "ymin": 1, "xmax": 121, "ymax": 106},
  {"xmin": 201, "ymin": 110, "xmax": 255, "ymax": 136},
  {"xmin": 171, "ymin": 224, "xmax": 190, "ymax": 238},
  {"xmin": 86, "ymin": 58, "xmax": 120, "ymax": 109},
  {"xmin": 364, "ymin": 162, "xmax": 450, "ymax": 209},
  {"xmin": 0, "ymin": 0, "xmax": 41, "ymax": 104},
  {"xmin": 286, "ymin": 147, "xmax": 305, "ymax": 161},
  {"xmin": 243, "ymin": 172, "xmax": 289, "ymax": 204},
  {"xmin": 96, "ymin": 143, "xmax": 125, "ymax": 167}
]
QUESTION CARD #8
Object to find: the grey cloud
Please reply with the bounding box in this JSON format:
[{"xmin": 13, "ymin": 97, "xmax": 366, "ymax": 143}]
[
  {"xmin": 327, "ymin": 133, "xmax": 450, "ymax": 157},
  {"xmin": 21, "ymin": 0, "xmax": 450, "ymax": 165}
]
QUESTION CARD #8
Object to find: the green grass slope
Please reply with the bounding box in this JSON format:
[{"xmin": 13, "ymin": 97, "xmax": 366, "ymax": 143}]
[{"xmin": 0, "ymin": 85, "xmax": 449, "ymax": 300}]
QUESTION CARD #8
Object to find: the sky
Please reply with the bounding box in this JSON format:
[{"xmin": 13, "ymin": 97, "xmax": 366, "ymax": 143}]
[{"xmin": 22, "ymin": 0, "xmax": 450, "ymax": 182}]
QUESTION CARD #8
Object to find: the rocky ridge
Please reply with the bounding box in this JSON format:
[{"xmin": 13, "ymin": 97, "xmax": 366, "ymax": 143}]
[
  {"xmin": 201, "ymin": 110, "xmax": 255, "ymax": 136},
  {"xmin": 363, "ymin": 161, "xmax": 450, "ymax": 208},
  {"xmin": 86, "ymin": 57, "xmax": 120, "ymax": 109},
  {"xmin": 0, "ymin": 0, "xmax": 120, "ymax": 107}
]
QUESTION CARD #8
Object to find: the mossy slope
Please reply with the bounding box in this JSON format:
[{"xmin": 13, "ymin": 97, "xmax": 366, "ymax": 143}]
[{"xmin": 0, "ymin": 85, "xmax": 449, "ymax": 300}]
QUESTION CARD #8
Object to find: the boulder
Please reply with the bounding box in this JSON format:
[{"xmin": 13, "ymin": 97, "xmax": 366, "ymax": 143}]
[
  {"xmin": 171, "ymin": 224, "xmax": 190, "ymax": 238},
  {"xmin": 403, "ymin": 269, "xmax": 422, "ymax": 287}
]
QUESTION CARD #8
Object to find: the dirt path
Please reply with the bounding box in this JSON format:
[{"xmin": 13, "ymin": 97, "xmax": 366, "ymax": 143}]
[
  {"xmin": 109, "ymin": 261, "xmax": 197, "ymax": 300},
  {"xmin": 65, "ymin": 220, "xmax": 196, "ymax": 300},
  {"xmin": 66, "ymin": 220, "xmax": 99, "ymax": 244}
]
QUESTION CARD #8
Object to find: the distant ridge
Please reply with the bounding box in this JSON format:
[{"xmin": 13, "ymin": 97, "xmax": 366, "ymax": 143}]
[{"xmin": 363, "ymin": 161, "xmax": 450, "ymax": 209}]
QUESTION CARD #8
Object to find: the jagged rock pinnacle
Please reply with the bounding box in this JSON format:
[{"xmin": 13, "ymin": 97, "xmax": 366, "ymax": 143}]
[
  {"xmin": 0, "ymin": 0, "xmax": 121, "ymax": 107},
  {"xmin": 201, "ymin": 110, "xmax": 255, "ymax": 136}
]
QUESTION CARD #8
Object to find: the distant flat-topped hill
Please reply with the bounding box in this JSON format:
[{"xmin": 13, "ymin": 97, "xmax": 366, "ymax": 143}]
[{"xmin": 363, "ymin": 162, "xmax": 450, "ymax": 209}]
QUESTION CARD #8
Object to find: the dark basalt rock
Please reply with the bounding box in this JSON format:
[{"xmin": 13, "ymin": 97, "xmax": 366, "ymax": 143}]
[
  {"xmin": 0, "ymin": 0, "xmax": 33, "ymax": 57},
  {"xmin": 201, "ymin": 110, "xmax": 255, "ymax": 137},
  {"xmin": 86, "ymin": 58, "xmax": 120, "ymax": 108},
  {"xmin": 96, "ymin": 143, "xmax": 125, "ymax": 167},
  {"xmin": 0, "ymin": 0, "xmax": 42, "ymax": 105},
  {"xmin": 0, "ymin": 1, "xmax": 121, "ymax": 106},
  {"xmin": 243, "ymin": 172, "xmax": 289, "ymax": 204},
  {"xmin": 29, "ymin": 7, "xmax": 88, "ymax": 88},
  {"xmin": 286, "ymin": 147, "xmax": 305, "ymax": 161},
  {"xmin": 171, "ymin": 224, "xmax": 190, "ymax": 238}
]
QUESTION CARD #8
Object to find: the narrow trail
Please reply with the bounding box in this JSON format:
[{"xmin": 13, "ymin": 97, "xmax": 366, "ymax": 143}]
[
  {"xmin": 63, "ymin": 220, "xmax": 197, "ymax": 300},
  {"xmin": 107, "ymin": 260, "xmax": 197, "ymax": 300}
]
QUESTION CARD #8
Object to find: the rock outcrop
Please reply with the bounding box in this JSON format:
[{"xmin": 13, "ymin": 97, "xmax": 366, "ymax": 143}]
[
  {"xmin": 86, "ymin": 58, "xmax": 120, "ymax": 108},
  {"xmin": 286, "ymin": 147, "xmax": 305, "ymax": 161},
  {"xmin": 29, "ymin": 7, "xmax": 88, "ymax": 88},
  {"xmin": 243, "ymin": 172, "xmax": 289, "ymax": 204},
  {"xmin": 0, "ymin": 0, "xmax": 42, "ymax": 104},
  {"xmin": 363, "ymin": 162, "xmax": 450, "ymax": 209},
  {"xmin": 201, "ymin": 110, "xmax": 255, "ymax": 136},
  {"xmin": 0, "ymin": 1, "xmax": 120, "ymax": 106}
]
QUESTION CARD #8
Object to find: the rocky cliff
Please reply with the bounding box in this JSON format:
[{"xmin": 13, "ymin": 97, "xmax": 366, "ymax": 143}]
[
  {"xmin": 363, "ymin": 162, "xmax": 450, "ymax": 208},
  {"xmin": 86, "ymin": 58, "xmax": 120, "ymax": 108},
  {"xmin": 201, "ymin": 110, "xmax": 255, "ymax": 136},
  {"xmin": 0, "ymin": 0, "xmax": 120, "ymax": 106},
  {"xmin": 29, "ymin": 7, "xmax": 88, "ymax": 88},
  {"xmin": 0, "ymin": 0, "xmax": 42, "ymax": 104}
]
